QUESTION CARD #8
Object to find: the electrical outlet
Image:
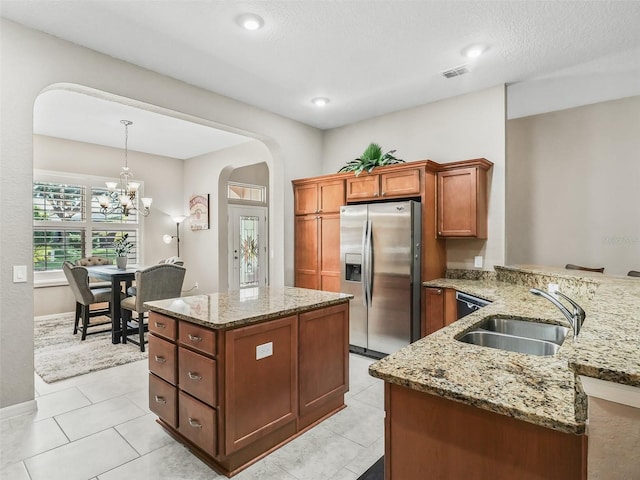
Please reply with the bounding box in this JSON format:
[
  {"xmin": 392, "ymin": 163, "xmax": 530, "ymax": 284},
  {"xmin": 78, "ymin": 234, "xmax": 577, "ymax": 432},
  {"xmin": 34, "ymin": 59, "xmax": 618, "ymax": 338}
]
[
  {"xmin": 474, "ymin": 256, "xmax": 483, "ymax": 268},
  {"xmin": 256, "ymin": 342, "xmax": 273, "ymax": 360},
  {"xmin": 548, "ymin": 283, "xmax": 559, "ymax": 294}
]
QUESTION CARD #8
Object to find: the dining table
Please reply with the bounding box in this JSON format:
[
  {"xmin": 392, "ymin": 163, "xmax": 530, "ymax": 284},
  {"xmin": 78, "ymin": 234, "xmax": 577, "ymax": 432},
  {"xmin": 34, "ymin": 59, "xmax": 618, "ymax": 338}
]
[{"xmin": 87, "ymin": 264, "xmax": 142, "ymax": 344}]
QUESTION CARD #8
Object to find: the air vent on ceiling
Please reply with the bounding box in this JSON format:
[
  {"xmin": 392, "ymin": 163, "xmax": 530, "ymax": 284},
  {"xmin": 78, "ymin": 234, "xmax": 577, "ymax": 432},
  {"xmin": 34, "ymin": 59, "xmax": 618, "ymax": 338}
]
[{"xmin": 441, "ymin": 64, "xmax": 470, "ymax": 79}]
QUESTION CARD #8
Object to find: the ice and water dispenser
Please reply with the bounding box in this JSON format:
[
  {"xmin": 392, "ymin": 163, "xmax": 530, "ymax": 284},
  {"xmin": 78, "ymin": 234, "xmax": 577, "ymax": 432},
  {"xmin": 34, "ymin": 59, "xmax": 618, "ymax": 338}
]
[{"xmin": 344, "ymin": 253, "xmax": 362, "ymax": 282}]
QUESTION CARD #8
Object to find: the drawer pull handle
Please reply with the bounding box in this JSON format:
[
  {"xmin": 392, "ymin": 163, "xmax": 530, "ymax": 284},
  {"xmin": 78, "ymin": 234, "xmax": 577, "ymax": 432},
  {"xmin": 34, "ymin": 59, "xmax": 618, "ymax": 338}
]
[
  {"xmin": 188, "ymin": 334, "xmax": 203, "ymax": 342},
  {"xmin": 154, "ymin": 356, "xmax": 166, "ymax": 363},
  {"xmin": 188, "ymin": 372, "xmax": 202, "ymax": 381},
  {"xmin": 154, "ymin": 322, "xmax": 166, "ymax": 329},
  {"xmin": 188, "ymin": 417, "xmax": 202, "ymax": 428},
  {"xmin": 154, "ymin": 395, "xmax": 167, "ymax": 404}
]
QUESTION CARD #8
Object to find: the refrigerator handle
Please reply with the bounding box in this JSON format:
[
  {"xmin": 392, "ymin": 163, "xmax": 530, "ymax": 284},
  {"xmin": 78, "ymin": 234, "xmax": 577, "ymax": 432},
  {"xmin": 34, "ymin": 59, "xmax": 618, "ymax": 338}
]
[
  {"xmin": 360, "ymin": 219, "xmax": 369, "ymax": 307},
  {"xmin": 365, "ymin": 219, "xmax": 373, "ymax": 307}
]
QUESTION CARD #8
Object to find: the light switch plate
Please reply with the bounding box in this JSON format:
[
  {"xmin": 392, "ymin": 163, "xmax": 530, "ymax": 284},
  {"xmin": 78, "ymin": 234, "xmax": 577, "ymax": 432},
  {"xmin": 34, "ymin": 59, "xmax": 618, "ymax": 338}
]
[
  {"xmin": 13, "ymin": 265, "xmax": 27, "ymax": 283},
  {"xmin": 256, "ymin": 342, "xmax": 273, "ymax": 360},
  {"xmin": 474, "ymin": 256, "xmax": 483, "ymax": 268}
]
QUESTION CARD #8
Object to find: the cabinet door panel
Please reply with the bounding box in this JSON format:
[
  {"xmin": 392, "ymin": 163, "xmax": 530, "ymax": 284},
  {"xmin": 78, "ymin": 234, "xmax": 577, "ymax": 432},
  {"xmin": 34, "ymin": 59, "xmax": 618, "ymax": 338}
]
[
  {"xmin": 319, "ymin": 214, "xmax": 340, "ymax": 292},
  {"xmin": 438, "ymin": 168, "xmax": 477, "ymax": 237},
  {"xmin": 381, "ymin": 168, "xmax": 421, "ymax": 198},
  {"xmin": 178, "ymin": 391, "xmax": 217, "ymax": 456},
  {"xmin": 346, "ymin": 174, "xmax": 380, "ymax": 201},
  {"xmin": 224, "ymin": 315, "xmax": 297, "ymax": 454},
  {"xmin": 149, "ymin": 373, "xmax": 177, "ymax": 427},
  {"xmin": 318, "ymin": 180, "xmax": 345, "ymax": 213},
  {"xmin": 299, "ymin": 304, "xmax": 348, "ymax": 417},
  {"xmin": 294, "ymin": 183, "xmax": 319, "ymax": 215},
  {"xmin": 179, "ymin": 347, "xmax": 217, "ymax": 407},
  {"xmin": 424, "ymin": 287, "xmax": 445, "ymax": 335},
  {"xmin": 294, "ymin": 215, "xmax": 319, "ymax": 289}
]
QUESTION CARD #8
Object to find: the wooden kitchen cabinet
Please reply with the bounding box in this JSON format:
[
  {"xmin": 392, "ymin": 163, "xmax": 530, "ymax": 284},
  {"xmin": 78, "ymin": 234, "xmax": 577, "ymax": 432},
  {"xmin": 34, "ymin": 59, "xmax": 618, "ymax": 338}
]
[
  {"xmin": 298, "ymin": 303, "xmax": 349, "ymax": 428},
  {"xmin": 224, "ymin": 315, "xmax": 297, "ymax": 454},
  {"xmin": 385, "ymin": 383, "xmax": 587, "ymax": 479},
  {"xmin": 148, "ymin": 300, "xmax": 350, "ymax": 477},
  {"xmin": 422, "ymin": 287, "xmax": 456, "ymax": 336},
  {"xmin": 345, "ymin": 167, "xmax": 421, "ymax": 202},
  {"xmin": 437, "ymin": 158, "xmax": 493, "ymax": 238},
  {"xmin": 294, "ymin": 213, "xmax": 341, "ymax": 292},
  {"xmin": 294, "ymin": 178, "xmax": 344, "ymax": 215},
  {"xmin": 293, "ymin": 178, "xmax": 344, "ymax": 292}
]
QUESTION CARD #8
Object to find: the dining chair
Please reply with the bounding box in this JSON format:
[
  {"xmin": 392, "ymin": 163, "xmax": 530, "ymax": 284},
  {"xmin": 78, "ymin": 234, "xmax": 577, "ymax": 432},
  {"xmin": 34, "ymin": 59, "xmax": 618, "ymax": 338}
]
[
  {"xmin": 565, "ymin": 264, "xmax": 605, "ymax": 273},
  {"xmin": 63, "ymin": 261, "xmax": 123, "ymax": 340},
  {"xmin": 121, "ymin": 263, "xmax": 186, "ymax": 351},
  {"xmin": 126, "ymin": 257, "xmax": 185, "ymax": 296},
  {"xmin": 76, "ymin": 256, "xmax": 112, "ymax": 288}
]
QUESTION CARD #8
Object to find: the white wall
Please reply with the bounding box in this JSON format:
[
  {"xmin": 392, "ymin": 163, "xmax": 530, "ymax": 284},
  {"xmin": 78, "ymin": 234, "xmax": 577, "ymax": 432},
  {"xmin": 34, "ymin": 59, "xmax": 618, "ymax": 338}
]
[
  {"xmin": 0, "ymin": 19, "xmax": 323, "ymax": 409},
  {"xmin": 32, "ymin": 134, "xmax": 185, "ymax": 316},
  {"xmin": 183, "ymin": 141, "xmax": 275, "ymax": 294},
  {"xmin": 506, "ymin": 96, "xmax": 640, "ymax": 275},
  {"xmin": 322, "ymin": 85, "xmax": 506, "ymax": 271}
]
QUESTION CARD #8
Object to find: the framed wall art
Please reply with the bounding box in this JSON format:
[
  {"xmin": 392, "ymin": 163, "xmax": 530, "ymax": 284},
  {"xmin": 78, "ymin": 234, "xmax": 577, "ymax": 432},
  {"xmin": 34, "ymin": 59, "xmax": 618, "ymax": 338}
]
[{"xmin": 189, "ymin": 194, "xmax": 210, "ymax": 230}]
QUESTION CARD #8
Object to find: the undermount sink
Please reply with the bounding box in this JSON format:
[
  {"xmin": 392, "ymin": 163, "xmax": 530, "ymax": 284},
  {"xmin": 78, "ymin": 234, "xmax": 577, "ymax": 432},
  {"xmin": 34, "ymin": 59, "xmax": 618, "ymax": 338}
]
[
  {"xmin": 457, "ymin": 316, "xmax": 569, "ymax": 357},
  {"xmin": 476, "ymin": 317, "xmax": 569, "ymax": 345}
]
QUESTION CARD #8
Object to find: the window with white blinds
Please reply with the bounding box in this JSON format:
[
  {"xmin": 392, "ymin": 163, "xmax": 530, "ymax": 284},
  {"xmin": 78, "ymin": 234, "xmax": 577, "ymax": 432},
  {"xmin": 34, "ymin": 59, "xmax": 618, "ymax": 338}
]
[{"xmin": 33, "ymin": 172, "xmax": 143, "ymax": 272}]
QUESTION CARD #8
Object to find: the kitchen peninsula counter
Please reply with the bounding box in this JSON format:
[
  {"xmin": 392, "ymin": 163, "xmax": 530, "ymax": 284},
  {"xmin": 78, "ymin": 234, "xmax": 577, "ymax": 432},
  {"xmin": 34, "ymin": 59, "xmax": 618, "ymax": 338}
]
[
  {"xmin": 369, "ymin": 266, "xmax": 640, "ymax": 479},
  {"xmin": 369, "ymin": 265, "xmax": 640, "ymax": 436},
  {"xmin": 144, "ymin": 287, "xmax": 352, "ymax": 477}
]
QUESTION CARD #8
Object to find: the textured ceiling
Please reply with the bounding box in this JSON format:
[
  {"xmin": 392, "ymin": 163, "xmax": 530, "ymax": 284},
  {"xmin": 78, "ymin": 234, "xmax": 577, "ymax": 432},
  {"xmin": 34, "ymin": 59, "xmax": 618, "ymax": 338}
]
[{"xmin": 3, "ymin": 1, "xmax": 640, "ymax": 155}]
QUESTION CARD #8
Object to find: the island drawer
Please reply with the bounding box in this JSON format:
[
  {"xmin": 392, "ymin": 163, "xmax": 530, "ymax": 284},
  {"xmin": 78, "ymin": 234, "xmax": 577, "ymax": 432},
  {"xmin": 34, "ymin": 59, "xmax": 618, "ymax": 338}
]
[
  {"xmin": 149, "ymin": 335, "xmax": 177, "ymax": 384},
  {"xmin": 178, "ymin": 391, "xmax": 217, "ymax": 457},
  {"xmin": 179, "ymin": 322, "xmax": 217, "ymax": 356},
  {"xmin": 149, "ymin": 312, "xmax": 177, "ymax": 341},
  {"xmin": 149, "ymin": 373, "xmax": 177, "ymax": 427},
  {"xmin": 178, "ymin": 347, "xmax": 217, "ymax": 407}
]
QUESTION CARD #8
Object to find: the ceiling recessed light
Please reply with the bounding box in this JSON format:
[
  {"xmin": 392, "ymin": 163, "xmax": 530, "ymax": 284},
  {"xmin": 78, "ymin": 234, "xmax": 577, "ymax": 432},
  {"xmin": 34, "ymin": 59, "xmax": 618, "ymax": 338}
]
[
  {"xmin": 236, "ymin": 13, "xmax": 264, "ymax": 31},
  {"xmin": 461, "ymin": 44, "xmax": 488, "ymax": 59},
  {"xmin": 311, "ymin": 97, "xmax": 330, "ymax": 107}
]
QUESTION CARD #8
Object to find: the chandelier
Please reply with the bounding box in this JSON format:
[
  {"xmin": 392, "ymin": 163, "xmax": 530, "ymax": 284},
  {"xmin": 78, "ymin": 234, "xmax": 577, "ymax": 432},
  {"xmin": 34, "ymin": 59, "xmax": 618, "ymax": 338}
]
[{"xmin": 98, "ymin": 120, "xmax": 152, "ymax": 217}]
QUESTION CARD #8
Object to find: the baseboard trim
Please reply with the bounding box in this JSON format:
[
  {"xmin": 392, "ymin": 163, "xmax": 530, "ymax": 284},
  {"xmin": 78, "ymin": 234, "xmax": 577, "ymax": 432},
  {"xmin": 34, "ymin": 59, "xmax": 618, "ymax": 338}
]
[{"xmin": 0, "ymin": 399, "xmax": 37, "ymax": 421}]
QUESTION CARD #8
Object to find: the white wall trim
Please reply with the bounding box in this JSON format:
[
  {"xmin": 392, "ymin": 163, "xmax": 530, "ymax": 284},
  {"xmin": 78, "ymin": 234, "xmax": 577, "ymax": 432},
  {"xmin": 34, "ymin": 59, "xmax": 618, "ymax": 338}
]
[
  {"xmin": 0, "ymin": 399, "xmax": 37, "ymax": 421},
  {"xmin": 580, "ymin": 376, "xmax": 640, "ymax": 409}
]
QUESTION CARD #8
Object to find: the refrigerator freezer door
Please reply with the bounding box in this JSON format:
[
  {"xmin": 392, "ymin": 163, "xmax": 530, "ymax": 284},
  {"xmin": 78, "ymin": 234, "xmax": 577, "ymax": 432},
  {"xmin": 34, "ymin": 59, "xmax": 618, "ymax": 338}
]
[
  {"xmin": 340, "ymin": 204, "xmax": 369, "ymax": 350},
  {"xmin": 366, "ymin": 201, "xmax": 417, "ymax": 354}
]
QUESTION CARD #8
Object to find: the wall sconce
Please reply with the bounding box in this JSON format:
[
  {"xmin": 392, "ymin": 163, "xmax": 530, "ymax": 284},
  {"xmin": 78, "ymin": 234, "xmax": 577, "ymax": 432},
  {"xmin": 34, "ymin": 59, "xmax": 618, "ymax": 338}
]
[{"xmin": 163, "ymin": 215, "xmax": 187, "ymax": 257}]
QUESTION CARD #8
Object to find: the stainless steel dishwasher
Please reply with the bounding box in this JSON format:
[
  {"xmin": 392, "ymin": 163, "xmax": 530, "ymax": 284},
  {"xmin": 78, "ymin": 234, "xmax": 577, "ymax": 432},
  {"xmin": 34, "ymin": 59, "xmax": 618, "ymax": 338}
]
[{"xmin": 456, "ymin": 291, "xmax": 491, "ymax": 319}]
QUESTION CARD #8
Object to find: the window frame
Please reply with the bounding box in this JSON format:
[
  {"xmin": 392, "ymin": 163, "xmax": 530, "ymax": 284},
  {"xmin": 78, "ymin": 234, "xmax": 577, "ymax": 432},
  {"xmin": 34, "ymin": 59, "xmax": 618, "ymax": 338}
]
[{"xmin": 33, "ymin": 169, "xmax": 146, "ymax": 287}]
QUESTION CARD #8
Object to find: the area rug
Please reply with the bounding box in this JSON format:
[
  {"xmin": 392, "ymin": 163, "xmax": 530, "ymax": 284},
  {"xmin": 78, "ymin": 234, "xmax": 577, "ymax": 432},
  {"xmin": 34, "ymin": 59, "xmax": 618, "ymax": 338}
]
[
  {"xmin": 357, "ymin": 457, "xmax": 384, "ymax": 480},
  {"xmin": 34, "ymin": 313, "xmax": 147, "ymax": 383}
]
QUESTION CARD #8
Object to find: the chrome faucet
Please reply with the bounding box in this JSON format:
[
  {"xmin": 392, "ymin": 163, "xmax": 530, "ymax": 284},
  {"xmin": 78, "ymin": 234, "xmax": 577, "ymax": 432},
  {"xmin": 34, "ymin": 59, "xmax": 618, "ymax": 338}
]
[{"xmin": 530, "ymin": 288, "xmax": 586, "ymax": 338}]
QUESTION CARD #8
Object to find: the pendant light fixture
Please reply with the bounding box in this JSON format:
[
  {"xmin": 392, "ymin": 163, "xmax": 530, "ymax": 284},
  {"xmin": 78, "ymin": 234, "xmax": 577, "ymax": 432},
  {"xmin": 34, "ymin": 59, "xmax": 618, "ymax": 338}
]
[{"xmin": 98, "ymin": 120, "xmax": 152, "ymax": 217}]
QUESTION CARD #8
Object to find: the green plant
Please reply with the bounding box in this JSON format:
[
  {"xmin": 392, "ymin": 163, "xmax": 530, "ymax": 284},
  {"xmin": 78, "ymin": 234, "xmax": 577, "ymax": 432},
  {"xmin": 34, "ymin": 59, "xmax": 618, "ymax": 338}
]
[
  {"xmin": 113, "ymin": 233, "xmax": 133, "ymax": 257},
  {"xmin": 337, "ymin": 142, "xmax": 405, "ymax": 176}
]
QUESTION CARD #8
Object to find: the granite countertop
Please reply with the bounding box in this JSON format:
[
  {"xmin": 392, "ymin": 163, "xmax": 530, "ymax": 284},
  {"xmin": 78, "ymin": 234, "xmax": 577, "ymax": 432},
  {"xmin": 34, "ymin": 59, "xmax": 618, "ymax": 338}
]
[
  {"xmin": 145, "ymin": 286, "xmax": 352, "ymax": 329},
  {"xmin": 369, "ymin": 265, "xmax": 640, "ymax": 435}
]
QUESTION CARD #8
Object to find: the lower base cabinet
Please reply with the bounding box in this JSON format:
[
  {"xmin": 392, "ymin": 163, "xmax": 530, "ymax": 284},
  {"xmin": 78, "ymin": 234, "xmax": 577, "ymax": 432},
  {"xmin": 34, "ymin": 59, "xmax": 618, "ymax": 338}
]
[
  {"xmin": 385, "ymin": 382, "xmax": 587, "ymax": 479},
  {"xmin": 148, "ymin": 302, "xmax": 349, "ymax": 477}
]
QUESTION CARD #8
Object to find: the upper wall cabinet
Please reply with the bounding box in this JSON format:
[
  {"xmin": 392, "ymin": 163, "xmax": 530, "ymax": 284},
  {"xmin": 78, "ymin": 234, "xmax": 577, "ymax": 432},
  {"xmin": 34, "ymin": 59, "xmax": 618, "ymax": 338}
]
[
  {"xmin": 346, "ymin": 167, "xmax": 421, "ymax": 202},
  {"xmin": 294, "ymin": 179, "xmax": 345, "ymax": 215},
  {"xmin": 437, "ymin": 158, "xmax": 493, "ymax": 238}
]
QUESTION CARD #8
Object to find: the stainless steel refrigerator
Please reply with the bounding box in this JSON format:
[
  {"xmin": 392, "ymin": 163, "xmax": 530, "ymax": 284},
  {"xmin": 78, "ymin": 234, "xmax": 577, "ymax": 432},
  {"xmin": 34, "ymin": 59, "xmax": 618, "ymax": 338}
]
[{"xmin": 340, "ymin": 200, "xmax": 421, "ymax": 358}]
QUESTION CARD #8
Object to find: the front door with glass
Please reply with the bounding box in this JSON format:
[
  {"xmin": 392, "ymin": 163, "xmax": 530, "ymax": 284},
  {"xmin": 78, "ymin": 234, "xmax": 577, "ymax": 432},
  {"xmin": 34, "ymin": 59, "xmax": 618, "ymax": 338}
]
[{"xmin": 228, "ymin": 205, "xmax": 268, "ymax": 290}]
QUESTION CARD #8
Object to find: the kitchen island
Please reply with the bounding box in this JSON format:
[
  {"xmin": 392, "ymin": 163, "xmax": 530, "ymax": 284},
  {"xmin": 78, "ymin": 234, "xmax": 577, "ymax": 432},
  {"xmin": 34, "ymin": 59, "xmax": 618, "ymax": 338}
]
[
  {"xmin": 144, "ymin": 286, "xmax": 352, "ymax": 477},
  {"xmin": 370, "ymin": 265, "xmax": 640, "ymax": 479}
]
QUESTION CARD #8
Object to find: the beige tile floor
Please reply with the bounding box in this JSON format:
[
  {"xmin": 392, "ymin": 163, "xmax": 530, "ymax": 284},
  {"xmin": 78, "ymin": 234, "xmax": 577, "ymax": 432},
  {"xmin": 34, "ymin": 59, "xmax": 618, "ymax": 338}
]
[{"xmin": 1, "ymin": 353, "xmax": 384, "ymax": 480}]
